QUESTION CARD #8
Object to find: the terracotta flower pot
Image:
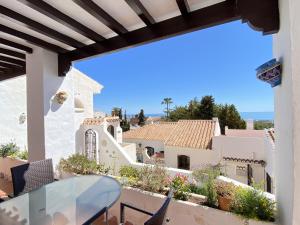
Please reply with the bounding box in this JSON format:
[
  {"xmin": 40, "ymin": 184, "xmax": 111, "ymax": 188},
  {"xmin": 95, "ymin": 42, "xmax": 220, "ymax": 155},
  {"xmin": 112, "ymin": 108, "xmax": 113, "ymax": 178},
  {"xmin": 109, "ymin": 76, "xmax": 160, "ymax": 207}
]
[{"xmin": 218, "ymin": 195, "xmax": 232, "ymax": 211}]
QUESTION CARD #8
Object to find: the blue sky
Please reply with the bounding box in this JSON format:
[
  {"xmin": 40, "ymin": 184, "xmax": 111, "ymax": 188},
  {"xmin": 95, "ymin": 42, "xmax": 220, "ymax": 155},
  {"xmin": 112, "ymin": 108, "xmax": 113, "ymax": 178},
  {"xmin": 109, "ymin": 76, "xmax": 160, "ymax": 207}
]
[{"xmin": 74, "ymin": 21, "xmax": 274, "ymax": 115}]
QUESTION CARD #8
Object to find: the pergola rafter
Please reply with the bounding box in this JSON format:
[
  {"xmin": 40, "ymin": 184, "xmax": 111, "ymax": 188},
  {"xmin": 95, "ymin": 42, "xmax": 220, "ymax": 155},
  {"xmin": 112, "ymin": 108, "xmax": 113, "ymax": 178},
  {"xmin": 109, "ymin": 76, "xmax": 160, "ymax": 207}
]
[
  {"xmin": 0, "ymin": 24, "xmax": 67, "ymax": 53},
  {"xmin": 0, "ymin": 37, "xmax": 33, "ymax": 53},
  {"xmin": 124, "ymin": 0, "xmax": 156, "ymax": 26},
  {"xmin": 0, "ymin": 5, "xmax": 85, "ymax": 49},
  {"xmin": 0, "ymin": 0, "xmax": 279, "ymax": 80},
  {"xmin": 18, "ymin": 0, "xmax": 106, "ymax": 42},
  {"xmin": 72, "ymin": 0, "xmax": 128, "ymax": 35},
  {"xmin": 0, "ymin": 47, "xmax": 26, "ymax": 59}
]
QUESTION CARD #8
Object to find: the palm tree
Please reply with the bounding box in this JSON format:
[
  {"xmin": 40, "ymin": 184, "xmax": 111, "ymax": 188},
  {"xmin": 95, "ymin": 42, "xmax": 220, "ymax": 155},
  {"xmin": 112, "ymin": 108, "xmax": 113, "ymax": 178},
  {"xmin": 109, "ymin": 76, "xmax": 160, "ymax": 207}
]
[{"xmin": 161, "ymin": 98, "xmax": 173, "ymax": 118}]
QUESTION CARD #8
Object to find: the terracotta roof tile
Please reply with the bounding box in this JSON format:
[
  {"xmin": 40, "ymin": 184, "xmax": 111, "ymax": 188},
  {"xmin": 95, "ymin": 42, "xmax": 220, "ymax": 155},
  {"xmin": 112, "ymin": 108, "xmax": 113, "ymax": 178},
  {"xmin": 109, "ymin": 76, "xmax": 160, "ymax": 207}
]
[
  {"xmin": 165, "ymin": 120, "xmax": 216, "ymax": 149},
  {"xmin": 123, "ymin": 122, "xmax": 177, "ymax": 141},
  {"xmin": 123, "ymin": 120, "xmax": 217, "ymax": 149}
]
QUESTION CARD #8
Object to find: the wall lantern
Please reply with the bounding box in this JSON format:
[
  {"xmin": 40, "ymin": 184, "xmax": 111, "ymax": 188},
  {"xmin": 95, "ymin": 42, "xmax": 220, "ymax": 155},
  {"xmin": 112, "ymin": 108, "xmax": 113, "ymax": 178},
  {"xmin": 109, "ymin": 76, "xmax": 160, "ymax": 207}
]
[
  {"xmin": 256, "ymin": 59, "xmax": 282, "ymax": 87},
  {"xmin": 55, "ymin": 91, "xmax": 68, "ymax": 104}
]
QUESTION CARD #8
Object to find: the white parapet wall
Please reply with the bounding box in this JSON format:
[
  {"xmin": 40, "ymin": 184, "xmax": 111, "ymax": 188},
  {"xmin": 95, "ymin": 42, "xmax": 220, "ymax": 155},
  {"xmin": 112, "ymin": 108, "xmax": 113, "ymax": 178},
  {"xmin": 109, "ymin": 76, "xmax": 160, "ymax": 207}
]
[
  {"xmin": 98, "ymin": 127, "xmax": 193, "ymax": 179},
  {"xmin": 107, "ymin": 187, "xmax": 275, "ymax": 225}
]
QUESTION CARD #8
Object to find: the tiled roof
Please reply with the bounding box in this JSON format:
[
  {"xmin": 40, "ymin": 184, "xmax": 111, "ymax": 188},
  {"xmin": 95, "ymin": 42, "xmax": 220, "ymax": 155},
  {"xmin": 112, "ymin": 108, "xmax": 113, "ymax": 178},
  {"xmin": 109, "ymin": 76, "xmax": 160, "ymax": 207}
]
[
  {"xmin": 123, "ymin": 122, "xmax": 177, "ymax": 141},
  {"xmin": 225, "ymin": 129, "xmax": 265, "ymax": 138},
  {"xmin": 124, "ymin": 120, "xmax": 217, "ymax": 150},
  {"xmin": 82, "ymin": 117, "xmax": 120, "ymax": 125},
  {"xmin": 165, "ymin": 120, "xmax": 216, "ymax": 149}
]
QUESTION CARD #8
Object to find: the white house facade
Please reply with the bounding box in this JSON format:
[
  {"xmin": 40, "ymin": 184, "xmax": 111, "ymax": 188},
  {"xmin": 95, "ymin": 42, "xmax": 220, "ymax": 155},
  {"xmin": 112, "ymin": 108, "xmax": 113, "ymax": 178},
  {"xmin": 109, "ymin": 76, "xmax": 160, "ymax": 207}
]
[{"xmin": 0, "ymin": 67, "xmax": 102, "ymax": 167}]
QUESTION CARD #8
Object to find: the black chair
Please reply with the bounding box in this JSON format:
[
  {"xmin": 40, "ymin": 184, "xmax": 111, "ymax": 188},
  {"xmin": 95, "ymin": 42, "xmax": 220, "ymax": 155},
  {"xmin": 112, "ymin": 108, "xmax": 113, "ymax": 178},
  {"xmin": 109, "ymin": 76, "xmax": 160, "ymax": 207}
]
[
  {"xmin": 120, "ymin": 190, "xmax": 173, "ymax": 225},
  {"xmin": 10, "ymin": 159, "xmax": 54, "ymax": 196}
]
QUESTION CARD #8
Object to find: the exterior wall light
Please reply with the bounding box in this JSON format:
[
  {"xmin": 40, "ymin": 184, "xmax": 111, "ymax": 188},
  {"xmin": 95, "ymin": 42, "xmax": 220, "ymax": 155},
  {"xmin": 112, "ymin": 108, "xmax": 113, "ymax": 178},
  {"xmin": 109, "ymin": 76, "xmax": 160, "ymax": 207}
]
[
  {"xmin": 256, "ymin": 59, "xmax": 282, "ymax": 87},
  {"xmin": 55, "ymin": 91, "xmax": 68, "ymax": 104}
]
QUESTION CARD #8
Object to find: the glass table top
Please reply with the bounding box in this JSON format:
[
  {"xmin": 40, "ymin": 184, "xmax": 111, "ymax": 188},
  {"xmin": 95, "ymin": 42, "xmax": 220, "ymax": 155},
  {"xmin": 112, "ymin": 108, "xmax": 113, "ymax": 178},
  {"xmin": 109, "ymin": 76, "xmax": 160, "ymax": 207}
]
[{"xmin": 0, "ymin": 175, "xmax": 121, "ymax": 225}]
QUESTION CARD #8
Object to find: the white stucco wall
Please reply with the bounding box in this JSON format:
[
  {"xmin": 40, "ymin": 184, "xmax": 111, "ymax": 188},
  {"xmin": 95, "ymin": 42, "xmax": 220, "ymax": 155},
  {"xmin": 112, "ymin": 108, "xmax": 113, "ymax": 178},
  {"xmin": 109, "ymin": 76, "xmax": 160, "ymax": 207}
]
[
  {"xmin": 0, "ymin": 76, "xmax": 27, "ymax": 149},
  {"xmin": 264, "ymin": 132, "xmax": 275, "ymax": 178},
  {"xmin": 26, "ymin": 49, "xmax": 76, "ymax": 169},
  {"xmin": 164, "ymin": 146, "xmax": 220, "ymax": 170},
  {"xmin": 123, "ymin": 139, "xmax": 165, "ymax": 153},
  {"xmin": 222, "ymin": 161, "xmax": 265, "ymax": 185},
  {"xmin": 107, "ymin": 187, "xmax": 274, "ymax": 225},
  {"xmin": 0, "ymin": 52, "xmax": 101, "ymax": 170},
  {"xmin": 212, "ymin": 136, "xmax": 265, "ymax": 160},
  {"xmin": 273, "ymin": 0, "xmax": 300, "ymax": 224}
]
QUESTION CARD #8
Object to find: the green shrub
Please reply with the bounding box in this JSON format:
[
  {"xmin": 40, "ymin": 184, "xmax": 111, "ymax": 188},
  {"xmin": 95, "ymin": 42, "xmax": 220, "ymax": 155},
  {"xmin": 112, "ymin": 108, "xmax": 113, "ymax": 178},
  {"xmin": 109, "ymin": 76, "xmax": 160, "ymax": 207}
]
[
  {"xmin": 58, "ymin": 154, "xmax": 110, "ymax": 175},
  {"xmin": 168, "ymin": 174, "xmax": 190, "ymax": 201},
  {"xmin": 231, "ymin": 187, "xmax": 276, "ymax": 221},
  {"xmin": 119, "ymin": 165, "xmax": 139, "ymax": 178},
  {"xmin": 0, "ymin": 142, "xmax": 19, "ymax": 158},
  {"xmin": 192, "ymin": 165, "xmax": 222, "ymax": 183},
  {"xmin": 138, "ymin": 165, "xmax": 168, "ymax": 193},
  {"xmin": 10, "ymin": 150, "xmax": 28, "ymax": 160},
  {"xmin": 189, "ymin": 183, "xmax": 207, "ymax": 196},
  {"xmin": 192, "ymin": 166, "xmax": 221, "ymax": 207}
]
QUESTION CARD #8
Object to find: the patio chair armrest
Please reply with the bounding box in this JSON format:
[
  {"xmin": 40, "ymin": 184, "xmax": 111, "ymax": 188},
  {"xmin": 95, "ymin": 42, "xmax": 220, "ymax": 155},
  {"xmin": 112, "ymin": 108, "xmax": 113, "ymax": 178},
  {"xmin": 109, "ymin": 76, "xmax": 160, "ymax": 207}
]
[{"xmin": 120, "ymin": 202, "xmax": 154, "ymax": 224}]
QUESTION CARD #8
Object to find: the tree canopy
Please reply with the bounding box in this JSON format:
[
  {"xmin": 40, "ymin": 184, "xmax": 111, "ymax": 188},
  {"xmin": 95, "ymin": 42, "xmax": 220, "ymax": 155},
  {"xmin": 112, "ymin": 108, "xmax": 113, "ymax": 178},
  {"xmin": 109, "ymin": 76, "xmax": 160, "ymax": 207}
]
[
  {"xmin": 138, "ymin": 109, "xmax": 146, "ymax": 126},
  {"xmin": 161, "ymin": 97, "xmax": 173, "ymax": 118},
  {"xmin": 169, "ymin": 95, "xmax": 246, "ymax": 134}
]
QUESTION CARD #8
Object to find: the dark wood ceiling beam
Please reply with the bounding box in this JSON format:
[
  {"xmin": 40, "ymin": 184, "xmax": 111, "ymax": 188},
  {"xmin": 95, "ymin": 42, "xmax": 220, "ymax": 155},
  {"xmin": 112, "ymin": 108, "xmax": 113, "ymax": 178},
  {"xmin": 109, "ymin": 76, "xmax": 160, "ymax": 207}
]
[
  {"xmin": 61, "ymin": 1, "xmax": 240, "ymax": 63},
  {"xmin": 0, "ymin": 47, "xmax": 26, "ymax": 59},
  {"xmin": 18, "ymin": 0, "xmax": 105, "ymax": 42},
  {"xmin": 176, "ymin": 0, "xmax": 190, "ymax": 16},
  {"xmin": 0, "ymin": 5, "xmax": 85, "ymax": 49},
  {"xmin": 125, "ymin": 0, "xmax": 155, "ymax": 26},
  {"xmin": 0, "ymin": 24, "xmax": 67, "ymax": 53},
  {"xmin": 0, "ymin": 37, "xmax": 32, "ymax": 53},
  {"xmin": 0, "ymin": 61, "xmax": 23, "ymax": 69},
  {"xmin": 72, "ymin": 0, "xmax": 128, "ymax": 35},
  {"xmin": 0, "ymin": 67, "xmax": 26, "ymax": 81},
  {"xmin": 0, "ymin": 55, "xmax": 25, "ymax": 67}
]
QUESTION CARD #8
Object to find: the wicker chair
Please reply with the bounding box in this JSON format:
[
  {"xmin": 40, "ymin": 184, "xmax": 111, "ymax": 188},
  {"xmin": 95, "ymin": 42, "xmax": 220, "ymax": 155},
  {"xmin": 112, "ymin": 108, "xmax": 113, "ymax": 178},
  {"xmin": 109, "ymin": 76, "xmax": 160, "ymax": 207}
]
[
  {"xmin": 10, "ymin": 159, "xmax": 54, "ymax": 196},
  {"xmin": 120, "ymin": 190, "xmax": 173, "ymax": 225}
]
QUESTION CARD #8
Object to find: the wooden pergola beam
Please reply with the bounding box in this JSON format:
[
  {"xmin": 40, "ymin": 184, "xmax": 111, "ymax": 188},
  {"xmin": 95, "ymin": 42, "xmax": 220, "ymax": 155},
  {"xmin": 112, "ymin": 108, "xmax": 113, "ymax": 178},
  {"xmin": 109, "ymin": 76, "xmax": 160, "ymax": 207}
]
[
  {"xmin": 61, "ymin": 1, "xmax": 240, "ymax": 63},
  {"xmin": 0, "ymin": 37, "xmax": 32, "ymax": 53},
  {"xmin": 176, "ymin": 0, "xmax": 190, "ymax": 16},
  {"xmin": 18, "ymin": 0, "xmax": 105, "ymax": 42},
  {"xmin": 0, "ymin": 67, "xmax": 26, "ymax": 81},
  {"xmin": 124, "ymin": 0, "xmax": 155, "ymax": 26},
  {"xmin": 0, "ymin": 5, "xmax": 84, "ymax": 49},
  {"xmin": 0, "ymin": 24, "xmax": 67, "ymax": 53},
  {"xmin": 0, "ymin": 55, "xmax": 25, "ymax": 67},
  {"xmin": 72, "ymin": 0, "xmax": 128, "ymax": 35},
  {"xmin": 0, "ymin": 47, "xmax": 26, "ymax": 59},
  {"xmin": 0, "ymin": 61, "xmax": 23, "ymax": 69}
]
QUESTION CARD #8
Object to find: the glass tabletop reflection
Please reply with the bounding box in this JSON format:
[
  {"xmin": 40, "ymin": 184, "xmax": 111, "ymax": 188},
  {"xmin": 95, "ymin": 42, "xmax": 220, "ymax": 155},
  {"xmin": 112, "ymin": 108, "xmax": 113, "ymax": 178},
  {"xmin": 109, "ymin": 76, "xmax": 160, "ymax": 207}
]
[{"xmin": 0, "ymin": 175, "xmax": 121, "ymax": 225}]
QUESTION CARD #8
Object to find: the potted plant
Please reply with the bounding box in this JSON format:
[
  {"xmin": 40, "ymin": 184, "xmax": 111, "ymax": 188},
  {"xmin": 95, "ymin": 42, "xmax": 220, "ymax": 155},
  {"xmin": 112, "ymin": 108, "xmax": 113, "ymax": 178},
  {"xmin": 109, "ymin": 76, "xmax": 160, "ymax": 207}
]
[{"xmin": 215, "ymin": 181, "xmax": 236, "ymax": 211}]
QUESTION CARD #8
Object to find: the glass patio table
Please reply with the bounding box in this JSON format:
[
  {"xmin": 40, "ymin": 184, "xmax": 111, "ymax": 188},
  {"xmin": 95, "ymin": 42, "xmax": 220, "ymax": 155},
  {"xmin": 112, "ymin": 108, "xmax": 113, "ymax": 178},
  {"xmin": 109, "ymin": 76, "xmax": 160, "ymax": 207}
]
[{"xmin": 0, "ymin": 175, "xmax": 121, "ymax": 225}]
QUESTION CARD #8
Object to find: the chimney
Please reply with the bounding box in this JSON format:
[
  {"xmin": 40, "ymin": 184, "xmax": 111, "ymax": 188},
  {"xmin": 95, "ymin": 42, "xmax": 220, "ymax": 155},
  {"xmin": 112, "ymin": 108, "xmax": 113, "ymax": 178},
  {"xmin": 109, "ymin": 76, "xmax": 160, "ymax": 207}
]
[{"xmin": 246, "ymin": 119, "xmax": 254, "ymax": 130}]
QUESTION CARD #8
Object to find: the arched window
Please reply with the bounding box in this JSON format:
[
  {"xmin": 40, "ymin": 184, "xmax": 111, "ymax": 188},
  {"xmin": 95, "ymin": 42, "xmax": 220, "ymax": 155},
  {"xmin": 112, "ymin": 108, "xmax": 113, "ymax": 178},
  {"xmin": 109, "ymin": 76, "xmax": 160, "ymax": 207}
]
[
  {"xmin": 177, "ymin": 155, "xmax": 190, "ymax": 170},
  {"xmin": 107, "ymin": 125, "xmax": 115, "ymax": 138},
  {"xmin": 145, "ymin": 146, "xmax": 155, "ymax": 157},
  {"xmin": 85, "ymin": 129, "xmax": 97, "ymax": 161}
]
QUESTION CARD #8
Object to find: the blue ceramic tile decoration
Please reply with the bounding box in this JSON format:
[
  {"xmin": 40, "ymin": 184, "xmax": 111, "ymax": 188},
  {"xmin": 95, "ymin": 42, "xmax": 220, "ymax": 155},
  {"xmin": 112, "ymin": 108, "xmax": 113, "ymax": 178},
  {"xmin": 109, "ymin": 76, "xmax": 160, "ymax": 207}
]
[{"xmin": 256, "ymin": 59, "xmax": 282, "ymax": 87}]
